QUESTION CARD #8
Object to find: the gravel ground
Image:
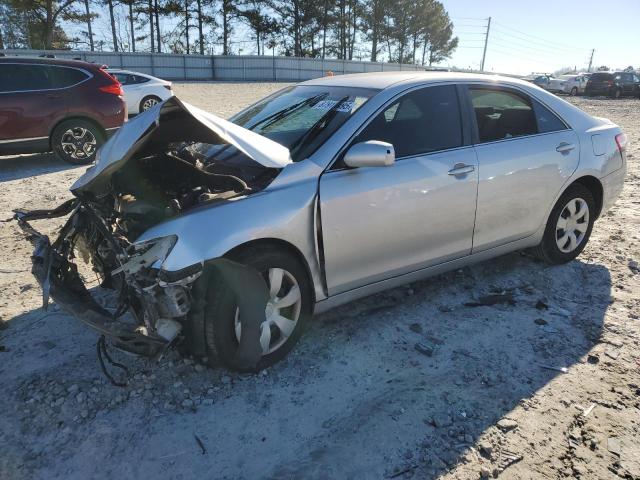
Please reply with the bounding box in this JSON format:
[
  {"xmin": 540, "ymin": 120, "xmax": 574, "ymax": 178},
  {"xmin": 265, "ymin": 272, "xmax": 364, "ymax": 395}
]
[{"xmin": 0, "ymin": 83, "xmax": 639, "ymax": 480}]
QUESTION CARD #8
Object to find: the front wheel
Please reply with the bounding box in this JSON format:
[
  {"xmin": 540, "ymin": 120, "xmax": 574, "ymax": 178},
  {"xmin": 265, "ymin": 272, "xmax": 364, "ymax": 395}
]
[
  {"xmin": 570, "ymin": 87, "xmax": 578, "ymax": 96},
  {"xmin": 51, "ymin": 119, "xmax": 105, "ymax": 165},
  {"xmin": 200, "ymin": 246, "xmax": 312, "ymax": 371},
  {"xmin": 532, "ymin": 184, "xmax": 595, "ymax": 264}
]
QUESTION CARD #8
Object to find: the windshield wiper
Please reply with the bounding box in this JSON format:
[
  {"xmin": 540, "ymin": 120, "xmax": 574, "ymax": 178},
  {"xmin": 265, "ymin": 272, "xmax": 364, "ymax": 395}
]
[
  {"xmin": 248, "ymin": 93, "xmax": 328, "ymax": 131},
  {"xmin": 289, "ymin": 96, "xmax": 350, "ymax": 159}
]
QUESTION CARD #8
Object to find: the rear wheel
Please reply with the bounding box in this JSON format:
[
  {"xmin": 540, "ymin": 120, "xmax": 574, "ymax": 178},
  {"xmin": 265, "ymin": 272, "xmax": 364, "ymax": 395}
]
[
  {"xmin": 570, "ymin": 87, "xmax": 578, "ymax": 96},
  {"xmin": 139, "ymin": 95, "xmax": 162, "ymax": 112},
  {"xmin": 532, "ymin": 184, "xmax": 595, "ymax": 264},
  {"xmin": 612, "ymin": 88, "xmax": 622, "ymax": 99},
  {"xmin": 200, "ymin": 246, "xmax": 312, "ymax": 371},
  {"xmin": 51, "ymin": 119, "xmax": 105, "ymax": 165}
]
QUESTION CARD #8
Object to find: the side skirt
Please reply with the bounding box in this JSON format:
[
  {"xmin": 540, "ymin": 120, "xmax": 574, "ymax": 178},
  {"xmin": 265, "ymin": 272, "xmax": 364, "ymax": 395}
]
[{"xmin": 313, "ymin": 228, "xmax": 544, "ymax": 315}]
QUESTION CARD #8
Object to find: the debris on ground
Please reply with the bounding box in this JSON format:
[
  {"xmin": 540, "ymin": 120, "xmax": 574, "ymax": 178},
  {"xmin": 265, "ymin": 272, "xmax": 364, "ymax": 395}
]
[{"xmin": 464, "ymin": 291, "xmax": 516, "ymax": 307}]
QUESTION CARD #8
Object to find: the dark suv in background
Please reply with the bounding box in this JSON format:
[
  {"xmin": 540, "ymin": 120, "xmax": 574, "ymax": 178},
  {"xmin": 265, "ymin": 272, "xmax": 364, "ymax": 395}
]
[
  {"xmin": 585, "ymin": 71, "xmax": 640, "ymax": 98},
  {"xmin": 0, "ymin": 57, "xmax": 126, "ymax": 164}
]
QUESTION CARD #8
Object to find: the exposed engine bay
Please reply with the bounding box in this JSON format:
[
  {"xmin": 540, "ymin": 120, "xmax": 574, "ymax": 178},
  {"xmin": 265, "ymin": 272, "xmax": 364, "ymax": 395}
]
[
  {"xmin": 108, "ymin": 140, "xmax": 278, "ymax": 238},
  {"xmin": 13, "ymin": 97, "xmax": 287, "ymax": 377}
]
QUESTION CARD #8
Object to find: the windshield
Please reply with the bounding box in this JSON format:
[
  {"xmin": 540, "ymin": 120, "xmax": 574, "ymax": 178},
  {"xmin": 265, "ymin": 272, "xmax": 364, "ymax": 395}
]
[{"xmin": 231, "ymin": 85, "xmax": 377, "ymax": 162}]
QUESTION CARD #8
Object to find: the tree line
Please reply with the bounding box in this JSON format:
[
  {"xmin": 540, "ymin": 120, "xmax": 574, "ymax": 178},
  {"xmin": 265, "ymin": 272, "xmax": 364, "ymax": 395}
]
[{"xmin": 0, "ymin": 0, "xmax": 458, "ymax": 65}]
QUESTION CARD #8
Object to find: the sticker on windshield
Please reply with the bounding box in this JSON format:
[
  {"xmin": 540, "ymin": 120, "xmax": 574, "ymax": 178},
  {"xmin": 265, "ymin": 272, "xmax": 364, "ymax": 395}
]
[{"xmin": 312, "ymin": 100, "xmax": 355, "ymax": 113}]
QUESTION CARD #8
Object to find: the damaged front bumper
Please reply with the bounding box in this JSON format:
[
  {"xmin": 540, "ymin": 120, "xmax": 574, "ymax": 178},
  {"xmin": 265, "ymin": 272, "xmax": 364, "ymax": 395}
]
[
  {"xmin": 14, "ymin": 199, "xmax": 270, "ymax": 370},
  {"xmin": 14, "ymin": 200, "xmax": 179, "ymax": 358}
]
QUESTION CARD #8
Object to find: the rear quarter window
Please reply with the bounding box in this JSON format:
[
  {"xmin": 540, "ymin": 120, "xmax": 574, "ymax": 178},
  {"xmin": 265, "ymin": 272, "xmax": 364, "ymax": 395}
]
[{"xmin": 49, "ymin": 67, "xmax": 90, "ymax": 88}]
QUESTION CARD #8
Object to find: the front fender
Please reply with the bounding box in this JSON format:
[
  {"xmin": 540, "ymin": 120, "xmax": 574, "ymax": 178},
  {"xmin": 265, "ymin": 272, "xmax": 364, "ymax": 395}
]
[{"xmin": 136, "ymin": 176, "xmax": 326, "ymax": 301}]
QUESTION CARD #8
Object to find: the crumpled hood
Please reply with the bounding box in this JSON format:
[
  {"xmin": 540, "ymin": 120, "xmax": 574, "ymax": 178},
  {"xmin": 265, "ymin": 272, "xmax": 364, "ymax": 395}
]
[{"xmin": 71, "ymin": 96, "xmax": 291, "ymax": 197}]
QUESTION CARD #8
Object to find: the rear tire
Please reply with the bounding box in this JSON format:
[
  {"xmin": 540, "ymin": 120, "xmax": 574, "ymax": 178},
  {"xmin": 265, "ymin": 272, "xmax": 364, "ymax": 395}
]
[
  {"xmin": 139, "ymin": 95, "xmax": 162, "ymax": 112},
  {"xmin": 51, "ymin": 119, "xmax": 105, "ymax": 165},
  {"xmin": 198, "ymin": 245, "xmax": 313, "ymax": 372},
  {"xmin": 532, "ymin": 184, "xmax": 595, "ymax": 264},
  {"xmin": 570, "ymin": 87, "xmax": 578, "ymax": 96}
]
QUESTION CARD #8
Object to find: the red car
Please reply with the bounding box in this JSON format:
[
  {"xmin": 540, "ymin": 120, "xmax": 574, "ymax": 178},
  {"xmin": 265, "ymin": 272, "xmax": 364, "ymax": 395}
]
[{"xmin": 0, "ymin": 57, "xmax": 127, "ymax": 164}]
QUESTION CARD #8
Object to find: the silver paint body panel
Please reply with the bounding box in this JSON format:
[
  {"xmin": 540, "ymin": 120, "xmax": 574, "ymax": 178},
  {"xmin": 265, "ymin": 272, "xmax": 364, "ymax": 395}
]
[{"xmin": 132, "ymin": 72, "xmax": 626, "ymax": 312}]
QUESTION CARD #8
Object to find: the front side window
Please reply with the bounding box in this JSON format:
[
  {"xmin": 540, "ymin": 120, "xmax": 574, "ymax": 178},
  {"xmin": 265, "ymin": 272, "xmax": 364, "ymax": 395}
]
[
  {"xmin": 352, "ymin": 85, "xmax": 462, "ymax": 158},
  {"xmin": 470, "ymin": 88, "xmax": 537, "ymax": 142}
]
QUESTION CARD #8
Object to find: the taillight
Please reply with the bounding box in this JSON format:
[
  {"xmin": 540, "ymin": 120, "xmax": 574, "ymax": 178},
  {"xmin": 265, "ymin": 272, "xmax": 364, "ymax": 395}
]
[
  {"xmin": 607, "ymin": 80, "xmax": 613, "ymax": 86},
  {"xmin": 163, "ymin": 84, "xmax": 172, "ymax": 91},
  {"xmin": 99, "ymin": 83, "xmax": 124, "ymax": 96},
  {"xmin": 615, "ymin": 133, "xmax": 627, "ymax": 154},
  {"xmin": 97, "ymin": 68, "xmax": 123, "ymax": 96}
]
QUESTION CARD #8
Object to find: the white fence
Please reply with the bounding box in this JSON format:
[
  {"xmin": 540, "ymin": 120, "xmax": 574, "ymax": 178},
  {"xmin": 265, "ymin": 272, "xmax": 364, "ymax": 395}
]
[{"xmin": 0, "ymin": 49, "xmax": 429, "ymax": 81}]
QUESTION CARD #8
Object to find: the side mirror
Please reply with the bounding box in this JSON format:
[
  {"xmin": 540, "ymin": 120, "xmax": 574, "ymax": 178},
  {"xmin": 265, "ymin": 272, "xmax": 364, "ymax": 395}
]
[{"xmin": 343, "ymin": 141, "xmax": 395, "ymax": 168}]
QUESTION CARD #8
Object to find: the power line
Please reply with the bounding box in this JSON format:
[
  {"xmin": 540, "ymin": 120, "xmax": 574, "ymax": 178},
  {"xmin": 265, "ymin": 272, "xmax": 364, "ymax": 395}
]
[
  {"xmin": 491, "ymin": 21, "xmax": 584, "ymax": 51},
  {"xmin": 489, "ymin": 35, "xmax": 587, "ymax": 58}
]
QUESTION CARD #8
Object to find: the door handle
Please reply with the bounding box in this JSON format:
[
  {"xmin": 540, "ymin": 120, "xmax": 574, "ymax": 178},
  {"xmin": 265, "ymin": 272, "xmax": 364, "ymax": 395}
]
[
  {"xmin": 448, "ymin": 163, "xmax": 475, "ymax": 176},
  {"xmin": 556, "ymin": 142, "xmax": 575, "ymax": 153}
]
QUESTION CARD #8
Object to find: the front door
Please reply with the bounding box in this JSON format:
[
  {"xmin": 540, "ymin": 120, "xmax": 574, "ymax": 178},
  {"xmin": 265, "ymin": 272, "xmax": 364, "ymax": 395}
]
[{"xmin": 319, "ymin": 84, "xmax": 479, "ymax": 295}]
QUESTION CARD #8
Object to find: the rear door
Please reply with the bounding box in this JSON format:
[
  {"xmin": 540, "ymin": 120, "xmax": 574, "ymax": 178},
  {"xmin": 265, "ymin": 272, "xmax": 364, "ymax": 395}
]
[
  {"xmin": 464, "ymin": 85, "xmax": 579, "ymax": 252},
  {"xmin": 319, "ymin": 84, "xmax": 479, "ymax": 294},
  {"xmin": 0, "ymin": 63, "xmax": 66, "ymax": 144}
]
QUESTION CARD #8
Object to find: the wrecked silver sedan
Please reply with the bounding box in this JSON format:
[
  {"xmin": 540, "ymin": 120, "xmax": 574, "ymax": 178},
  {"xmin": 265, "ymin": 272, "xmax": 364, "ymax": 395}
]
[{"xmin": 15, "ymin": 72, "xmax": 626, "ymax": 372}]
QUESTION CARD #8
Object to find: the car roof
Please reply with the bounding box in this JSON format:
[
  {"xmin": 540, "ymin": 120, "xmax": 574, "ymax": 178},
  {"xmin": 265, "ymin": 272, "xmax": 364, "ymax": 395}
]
[
  {"xmin": 302, "ymin": 71, "xmax": 538, "ymax": 91},
  {"xmin": 108, "ymin": 69, "xmax": 147, "ymax": 75},
  {"xmin": 0, "ymin": 56, "xmax": 102, "ymax": 69}
]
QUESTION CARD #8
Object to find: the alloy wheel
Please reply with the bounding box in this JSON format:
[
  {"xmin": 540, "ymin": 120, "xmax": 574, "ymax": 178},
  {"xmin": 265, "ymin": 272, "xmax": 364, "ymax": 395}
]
[
  {"xmin": 142, "ymin": 97, "xmax": 160, "ymax": 110},
  {"xmin": 234, "ymin": 267, "xmax": 302, "ymax": 355},
  {"xmin": 60, "ymin": 127, "xmax": 97, "ymax": 161},
  {"xmin": 555, "ymin": 198, "xmax": 589, "ymax": 253}
]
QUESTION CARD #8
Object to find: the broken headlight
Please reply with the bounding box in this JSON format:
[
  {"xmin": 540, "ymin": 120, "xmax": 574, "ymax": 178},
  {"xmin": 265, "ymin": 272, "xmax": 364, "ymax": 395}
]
[{"xmin": 112, "ymin": 235, "xmax": 177, "ymax": 277}]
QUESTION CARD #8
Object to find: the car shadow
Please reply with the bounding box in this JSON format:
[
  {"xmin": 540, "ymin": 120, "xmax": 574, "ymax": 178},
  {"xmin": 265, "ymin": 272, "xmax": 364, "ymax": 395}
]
[
  {"xmin": 269, "ymin": 252, "xmax": 611, "ymax": 478},
  {"xmin": 0, "ymin": 252, "xmax": 611, "ymax": 479},
  {"xmin": 0, "ymin": 153, "xmax": 81, "ymax": 182}
]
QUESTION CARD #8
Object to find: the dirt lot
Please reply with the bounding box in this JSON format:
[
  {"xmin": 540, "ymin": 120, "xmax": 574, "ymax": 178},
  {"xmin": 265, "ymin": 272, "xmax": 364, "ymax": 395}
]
[{"xmin": 1, "ymin": 83, "xmax": 639, "ymax": 480}]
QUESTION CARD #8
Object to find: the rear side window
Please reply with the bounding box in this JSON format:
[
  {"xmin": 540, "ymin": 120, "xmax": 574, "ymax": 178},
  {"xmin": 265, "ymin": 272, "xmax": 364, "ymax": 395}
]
[
  {"xmin": 112, "ymin": 73, "xmax": 133, "ymax": 84},
  {"xmin": 131, "ymin": 75, "xmax": 150, "ymax": 84},
  {"xmin": 355, "ymin": 85, "xmax": 462, "ymax": 158},
  {"xmin": 469, "ymin": 88, "xmax": 537, "ymax": 142},
  {"xmin": 0, "ymin": 64, "xmax": 50, "ymax": 92},
  {"xmin": 49, "ymin": 66, "xmax": 89, "ymax": 88},
  {"xmin": 532, "ymin": 100, "xmax": 567, "ymax": 133}
]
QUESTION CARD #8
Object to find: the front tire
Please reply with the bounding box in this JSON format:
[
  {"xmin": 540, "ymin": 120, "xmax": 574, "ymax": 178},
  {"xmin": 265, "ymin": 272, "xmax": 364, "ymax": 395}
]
[
  {"xmin": 51, "ymin": 119, "xmax": 105, "ymax": 165},
  {"xmin": 532, "ymin": 184, "xmax": 595, "ymax": 264},
  {"xmin": 570, "ymin": 87, "xmax": 578, "ymax": 96},
  {"xmin": 200, "ymin": 245, "xmax": 312, "ymax": 371}
]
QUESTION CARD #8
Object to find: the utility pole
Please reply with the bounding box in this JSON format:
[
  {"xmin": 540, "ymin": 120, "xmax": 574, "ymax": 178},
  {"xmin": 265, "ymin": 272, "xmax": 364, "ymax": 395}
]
[
  {"xmin": 480, "ymin": 17, "xmax": 491, "ymax": 72},
  {"xmin": 587, "ymin": 49, "xmax": 595, "ymax": 72}
]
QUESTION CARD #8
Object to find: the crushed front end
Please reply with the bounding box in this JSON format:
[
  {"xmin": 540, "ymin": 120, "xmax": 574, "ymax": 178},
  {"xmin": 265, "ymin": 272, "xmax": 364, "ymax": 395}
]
[
  {"xmin": 12, "ymin": 97, "xmax": 290, "ymax": 365},
  {"xmin": 14, "ymin": 198, "xmax": 192, "ymax": 358}
]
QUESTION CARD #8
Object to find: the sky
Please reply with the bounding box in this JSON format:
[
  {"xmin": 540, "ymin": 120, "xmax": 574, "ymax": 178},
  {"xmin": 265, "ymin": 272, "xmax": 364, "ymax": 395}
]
[
  {"xmin": 64, "ymin": 0, "xmax": 640, "ymax": 76},
  {"xmin": 443, "ymin": 0, "xmax": 640, "ymax": 74}
]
